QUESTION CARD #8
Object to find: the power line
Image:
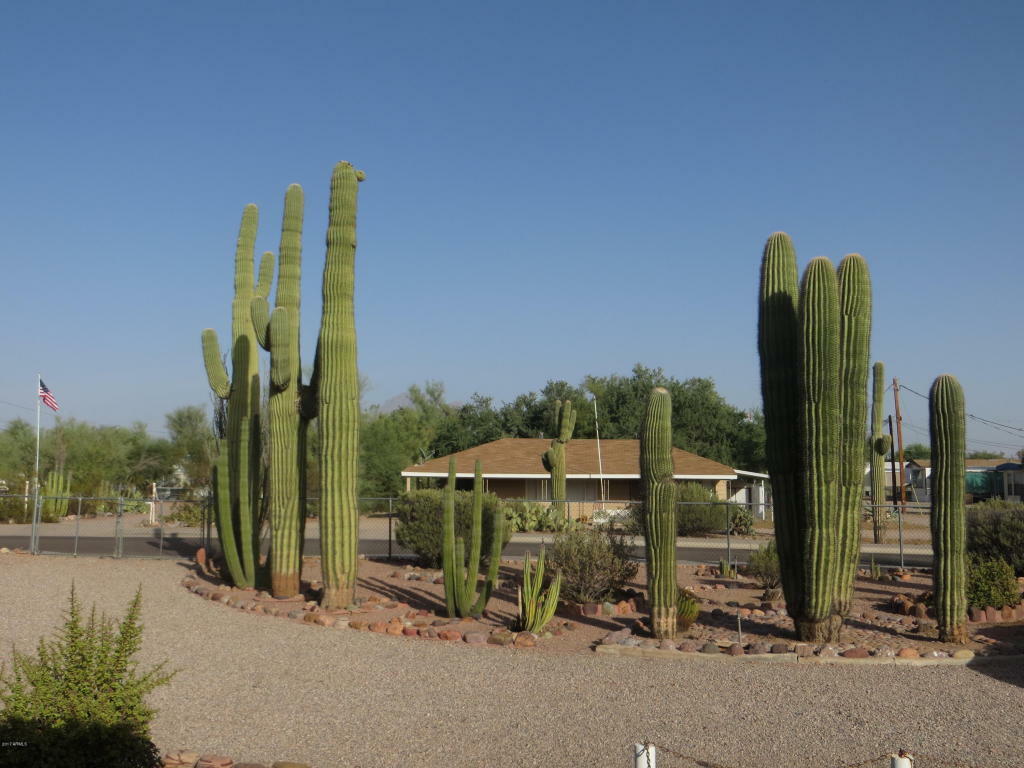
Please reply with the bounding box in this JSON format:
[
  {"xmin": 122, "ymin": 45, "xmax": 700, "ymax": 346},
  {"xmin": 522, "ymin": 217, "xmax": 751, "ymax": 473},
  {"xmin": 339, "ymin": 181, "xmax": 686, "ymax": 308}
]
[
  {"xmin": 0, "ymin": 399, "xmax": 34, "ymax": 412},
  {"xmin": 898, "ymin": 382, "xmax": 1024, "ymax": 439}
]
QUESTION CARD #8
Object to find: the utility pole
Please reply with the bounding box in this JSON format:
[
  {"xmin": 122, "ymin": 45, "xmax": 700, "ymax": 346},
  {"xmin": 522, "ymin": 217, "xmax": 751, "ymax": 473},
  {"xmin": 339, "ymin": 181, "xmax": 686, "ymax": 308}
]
[{"xmin": 892, "ymin": 378, "xmax": 907, "ymax": 506}]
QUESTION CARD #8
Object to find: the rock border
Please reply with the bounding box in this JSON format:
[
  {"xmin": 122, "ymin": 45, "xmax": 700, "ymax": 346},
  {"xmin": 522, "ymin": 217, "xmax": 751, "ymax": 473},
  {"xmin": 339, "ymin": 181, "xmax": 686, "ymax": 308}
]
[{"xmin": 593, "ymin": 643, "xmax": 977, "ymax": 665}]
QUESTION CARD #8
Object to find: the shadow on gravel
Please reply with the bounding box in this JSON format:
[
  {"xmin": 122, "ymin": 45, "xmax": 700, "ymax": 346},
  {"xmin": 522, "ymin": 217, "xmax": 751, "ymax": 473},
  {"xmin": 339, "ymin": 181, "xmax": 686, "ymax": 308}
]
[
  {"xmin": 965, "ymin": 653, "xmax": 1024, "ymax": 689},
  {"xmin": 0, "ymin": 717, "xmax": 160, "ymax": 768}
]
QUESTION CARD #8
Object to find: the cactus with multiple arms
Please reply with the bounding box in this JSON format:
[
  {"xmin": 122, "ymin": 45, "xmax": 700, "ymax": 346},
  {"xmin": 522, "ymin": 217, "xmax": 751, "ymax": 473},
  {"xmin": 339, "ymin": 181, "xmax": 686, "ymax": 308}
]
[
  {"xmin": 250, "ymin": 184, "xmax": 310, "ymax": 597},
  {"xmin": 541, "ymin": 400, "xmax": 576, "ymax": 516},
  {"xmin": 869, "ymin": 362, "xmax": 892, "ymax": 542},
  {"xmin": 317, "ymin": 162, "xmax": 365, "ymax": 609},
  {"xmin": 834, "ymin": 254, "xmax": 872, "ymax": 617},
  {"xmin": 930, "ymin": 374, "xmax": 968, "ymax": 644},
  {"xmin": 201, "ymin": 204, "xmax": 269, "ymax": 588},
  {"xmin": 758, "ymin": 234, "xmax": 874, "ymax": 642},
  {"xmin": 516, "ymin": 548, "xmax": 562, "ymax": 633},
  {"xmin": 442, "ymin": 458, "xmax": 506, "ymax": 618},
  {"xmin": 640, "ymin": 387, "xmax": 679, "ymax": 639}
]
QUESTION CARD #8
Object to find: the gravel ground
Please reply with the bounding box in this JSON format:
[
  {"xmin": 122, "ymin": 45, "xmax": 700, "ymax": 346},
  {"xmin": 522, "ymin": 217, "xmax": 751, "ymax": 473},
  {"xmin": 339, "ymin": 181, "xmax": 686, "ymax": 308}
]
[{"xmin": 1, "ymin": 556, "xmax": 1022, "ymax": 768}]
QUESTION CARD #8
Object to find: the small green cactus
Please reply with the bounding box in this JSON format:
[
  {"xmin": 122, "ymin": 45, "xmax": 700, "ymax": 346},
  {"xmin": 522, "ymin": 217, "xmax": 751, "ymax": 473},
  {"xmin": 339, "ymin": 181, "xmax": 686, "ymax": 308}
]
[
  {"xmin": 442, "ymin": 459, "xmax": 505, "ymax": 618},
  {"xmin": 541, "ymin": 400, "xmax": 576, "ymax": 517},
  {"xmin": 930, "ymin": 374, "xmax": 968, "ymax": 644},
  {"xmin": 516, "ymin": 547, "xmax": 562, "ymax": 633},
  {"xmin": 869, "ymin": 362, "xmax": 892, "ymax": 543},
  {"xmin": 676, "ymin": 590, "xmax": 699, "ymax": 631}
]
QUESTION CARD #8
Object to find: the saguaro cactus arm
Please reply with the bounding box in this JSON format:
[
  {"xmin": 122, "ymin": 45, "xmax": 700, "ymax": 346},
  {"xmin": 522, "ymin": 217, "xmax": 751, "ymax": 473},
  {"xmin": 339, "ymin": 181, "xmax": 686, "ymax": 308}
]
[{"xmin": 201, "ymin": 330, "xmax": 230, "ymax": 398}]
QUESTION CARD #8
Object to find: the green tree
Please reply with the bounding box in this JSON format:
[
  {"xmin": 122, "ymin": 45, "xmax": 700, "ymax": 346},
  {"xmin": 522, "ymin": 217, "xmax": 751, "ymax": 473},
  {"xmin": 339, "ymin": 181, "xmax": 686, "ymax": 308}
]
[
  {"xmin": 902, "ymin": 443, "xmax": 930, "ymax": 460},
  {"xmin": 165, "ymin": 406, "xmax": 215, "ymax": 491}
]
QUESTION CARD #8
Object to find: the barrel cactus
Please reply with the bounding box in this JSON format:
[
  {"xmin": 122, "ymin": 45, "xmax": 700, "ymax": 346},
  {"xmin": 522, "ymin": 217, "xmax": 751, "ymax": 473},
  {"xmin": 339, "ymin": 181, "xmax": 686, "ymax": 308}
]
[
  {"xmin": 640, "ymin": 387, "xmax": 678, "ymax": 639},
  {"xmin": 541, "ymin": 400, "xmax": 575, "ymax": 517},
  {"xmin": 929, "ymin": 374, "xmax": 968, "ymax": 644},
  {"xmin": 757, "ymin": 233, "xmax": 873, "ymax": 642}
]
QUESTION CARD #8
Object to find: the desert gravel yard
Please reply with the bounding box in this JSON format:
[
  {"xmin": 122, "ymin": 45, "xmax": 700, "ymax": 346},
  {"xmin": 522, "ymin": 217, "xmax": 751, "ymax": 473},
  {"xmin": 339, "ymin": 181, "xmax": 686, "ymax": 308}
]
[{"xmin": 1, "ymin": 555, "xmax": 1022, "ymax": 768}]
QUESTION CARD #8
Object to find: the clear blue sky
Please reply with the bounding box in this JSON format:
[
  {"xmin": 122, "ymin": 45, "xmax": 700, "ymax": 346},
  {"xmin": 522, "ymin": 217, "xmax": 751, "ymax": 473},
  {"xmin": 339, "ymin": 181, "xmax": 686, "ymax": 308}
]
[{"xmin": 2, "ymin": 2, "xmax": 1022, "ymax": 456}]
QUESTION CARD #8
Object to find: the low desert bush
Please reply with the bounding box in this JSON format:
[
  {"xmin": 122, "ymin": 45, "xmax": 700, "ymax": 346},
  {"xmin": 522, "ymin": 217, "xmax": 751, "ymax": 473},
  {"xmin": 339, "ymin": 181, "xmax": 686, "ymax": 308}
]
[
  {"xmin": 0, "ymin": 585, "xmax": 173, "ymax": 768},
  {"xmin": 745, "ymin": 539, "xmax": 780, "ymax": 590},
  {"xmin": 548, "ymin": 524, "xmax": 638, "ymax": 604},
  {"xmin": 966, "ymin": 502, "xmax": 1024, "ymax": 575},
  {"xmin": 966, "ymin": 556, "xmax": 1021, "ymax": 610},
  {"xmin": 394, "ymin": 488, "xmax": 512, "ymax": 568}
]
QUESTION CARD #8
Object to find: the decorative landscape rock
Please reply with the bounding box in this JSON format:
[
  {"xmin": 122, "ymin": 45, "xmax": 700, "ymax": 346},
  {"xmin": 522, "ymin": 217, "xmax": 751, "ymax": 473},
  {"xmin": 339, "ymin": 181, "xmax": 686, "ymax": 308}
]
[{"xmin": 700, "ymin": 642, "xmax": 720, "ymax": 654}]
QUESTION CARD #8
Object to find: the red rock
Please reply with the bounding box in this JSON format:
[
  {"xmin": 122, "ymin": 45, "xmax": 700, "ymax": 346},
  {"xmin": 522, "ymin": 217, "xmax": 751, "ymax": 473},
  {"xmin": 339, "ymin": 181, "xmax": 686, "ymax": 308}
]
[
  {"xmin": 751, "ymin": 609, "xmax": 766, "ymax": 617},
  {"xmin": 368, "ymin": 621, "xmax": 387, "ymax": 633},
  {"xmin": 727, "ymin": 643, "xmax": 744, "ymax": 656},
  {"xmin": 582, "ymin": 603, "xmax": 600, "ymax": 616},
  {"xmin": 897, "ymin": 647, "xmax": 920, "ymax": 658},
  {"xmin": 738, "ymin": 608, "xmax": 752, "ymax": 617},
  {"xmin": 615, "ymin": 600, "xmax": 631, "ymax": 615},
  {"xmin": 969, "ymin": 607, "xmax": 984, "ymax": 623},
  {"xmin": 302, "ymin": 612, "xmax": 319, "ymax": 624},
  {"xmin": 514, "ymin": 632, "xmax": 537, "ymax": 648},
  {"xmin": 385, "ymin": 624, "xmax": 404, "ymax": 636},
  {"xmin": 464, "ymin": 632, "xmax": 488, "ymax": 644},
  {"xmin": 438, "ymin": 629, "xmax": 462, "ymax": 642},
  {"xmin": 402, "ymin": 626, "xmax": 418, "ymax": 637},
  {"xmin": 985, "ymin": 607, "xmax": 1000, "ymax": 623},
  {"xmin": 420, "ymin": 627, "xmax": 438, "ymax": 638},
  {"xmin": 197, "ymin": 756, "xmax": 234, "ymax": 768},
  {"xmin": 162, "ymin": 750, "xmax": 200, "ymax": 767},
  {"xmin": 1001, "ymin": 605, "xmax": 1015, "ymax": 621},
  {"xmin": 315, "ymin": 615, "xmax": 335, "ymax": 628},
  {"xmin": 841, "ymin": 647, "xmax": 870, "ymax": 658},
  {"xmin": 349, "ymin": 620, "xmax": 368, "ymax": 630}
]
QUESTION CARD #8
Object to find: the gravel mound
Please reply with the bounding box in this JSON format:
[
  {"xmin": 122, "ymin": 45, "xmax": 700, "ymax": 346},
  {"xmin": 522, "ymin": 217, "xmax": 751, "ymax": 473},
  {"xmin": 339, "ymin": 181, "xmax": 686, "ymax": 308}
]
[{"xmin": 1, "ymin": 556, "xmax": 1021, "ymax": 767}]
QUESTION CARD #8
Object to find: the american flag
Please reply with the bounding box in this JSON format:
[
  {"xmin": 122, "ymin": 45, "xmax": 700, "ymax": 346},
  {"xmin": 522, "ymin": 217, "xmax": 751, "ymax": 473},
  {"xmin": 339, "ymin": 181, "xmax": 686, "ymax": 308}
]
[{"xmin": 38, "ymin": 380, "xmax": 59, "ymax": 412}]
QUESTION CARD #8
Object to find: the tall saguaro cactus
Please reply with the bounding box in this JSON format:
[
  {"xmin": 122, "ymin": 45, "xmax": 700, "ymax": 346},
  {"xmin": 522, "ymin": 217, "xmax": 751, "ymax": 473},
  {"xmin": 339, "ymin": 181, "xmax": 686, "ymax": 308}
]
[
  {"xmin": 640, "ymin": 387, "xmax": 678, "ymax": 639},
  {"xmin": 835, "ymin": 255, "xmax": 872, "ymax": 617},
  {"xmin": 317, "ymin": 161, "xmax": 365, "ymax": 610},
  {"xmin": 201, "ymin": 205, "xmax": 272, "ymax": 588},
  {"xmin": 250, "ymin": 184, "xmax": 310, "ymax": 597},
  {"xmin": 442, "ymin": 458, "xmax": 505, "ymax": 618},
  {"xmin": 541, "ymin": 400, "xmax": 576, "ymax": 516},
  {"xmin": 929, "ymin": 375, "xmax": 968, "ymax": 644},
  {"xmin": 758, "ymin": 233, "xmax": 873, "ymax": 642},
  {"xmin": 869, "ymin": 361, "xmax": 892, "ymax": 543}
]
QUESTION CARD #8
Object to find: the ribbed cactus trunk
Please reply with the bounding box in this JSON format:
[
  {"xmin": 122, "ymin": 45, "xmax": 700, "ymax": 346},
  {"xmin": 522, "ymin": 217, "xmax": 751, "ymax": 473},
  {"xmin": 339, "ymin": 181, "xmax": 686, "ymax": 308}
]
[
  {"xmin": 758, "ymin": 234, "xmax": 874, "ymax": 643},
  {"xmin": 640, "ymin": 387, "xmax": 678, "ymax": 640},
  {"xmin": 251, "ymin": 184, "xmax": 309, "ymax": 598},
  {"xmin": 834, "ymin": 255, "xmax": 871, "ymax": 617},
  {"xmin": 930, "ymin": 375, "xmax": 968, "ymax": 644},
  {"xmin": 757, "ymin": 233, "xmax": 805, "ymax": 617},
  {"xmin": 442, "ymin": 458, "xmax": 504, "ymax": 618},
  {"xmin": 797, "ymin": 257, "xmax": 842, "ymax": 642},
  {"xmin": 201, "ymin": 204, "xmax": 272, "ymax": 588},
  {"xmin": 541, "ymin": 400, "xmax": 575, "ymax": 518},
  {"xmin": 869, "ymin": 362, "xmax": 892, "ymax": 543},
  {"xmin": 317, "ymin": 162, "xmax": 364, "ymax": 610}
]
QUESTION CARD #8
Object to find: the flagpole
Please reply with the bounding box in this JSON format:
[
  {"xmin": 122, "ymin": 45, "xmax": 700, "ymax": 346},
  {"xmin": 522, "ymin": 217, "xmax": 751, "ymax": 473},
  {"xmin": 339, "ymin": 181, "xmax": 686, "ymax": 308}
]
[{"xmin": 32, "ymin": 373, "xmax": 41, "ymax": 553}]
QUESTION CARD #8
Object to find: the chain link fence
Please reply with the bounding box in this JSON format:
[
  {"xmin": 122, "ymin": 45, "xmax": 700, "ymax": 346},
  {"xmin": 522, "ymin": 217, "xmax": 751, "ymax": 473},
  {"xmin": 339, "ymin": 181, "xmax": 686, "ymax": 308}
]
[{"xmin": 0, "ymin": 492, "xmax": 940, "ymax": 568}]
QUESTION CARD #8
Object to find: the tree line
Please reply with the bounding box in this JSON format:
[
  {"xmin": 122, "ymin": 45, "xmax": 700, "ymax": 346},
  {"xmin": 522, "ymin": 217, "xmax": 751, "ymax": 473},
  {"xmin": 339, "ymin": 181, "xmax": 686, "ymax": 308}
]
[{"xmin": 0, "ymin": 364, "xmax": 765, "ymax": 502}]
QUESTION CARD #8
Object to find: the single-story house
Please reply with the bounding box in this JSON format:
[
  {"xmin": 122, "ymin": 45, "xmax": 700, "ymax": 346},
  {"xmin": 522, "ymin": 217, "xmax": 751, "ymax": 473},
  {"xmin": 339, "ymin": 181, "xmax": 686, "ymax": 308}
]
[
  {"xmin": 400, "ymin": 438, "xmax": 768, "ymax": 518},
  {"xmin": 905, "ymin": 458, "xmax": 1022, "ymax": 501}
]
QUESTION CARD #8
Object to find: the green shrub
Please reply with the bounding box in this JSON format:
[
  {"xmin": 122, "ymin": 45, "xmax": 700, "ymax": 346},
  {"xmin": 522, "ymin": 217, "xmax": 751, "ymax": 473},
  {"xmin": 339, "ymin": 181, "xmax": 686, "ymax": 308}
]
[
  {"xmin": 505, "ymin": 500, "xmax": 569, "ymax": 533},
  {"xmin": 548, "ymin": 524, "xmax": 638, "ymax": 604},
  {"xmin": 164, "ymin": 500, "xmax": 208, "ymax": 526},
  {"xmin": 966, "ymin": 556, "xmax": 1021, "ymax": 610},
  {"xmin": 745, "ymin": 539, "xmax": 780, "ymax": 590},
  {"xmin": 0, "ymin": 585, "xmax": 173, "ymax": 768},
  {"xmin": 395, "ymin": 488, "xmax": 512, "ymax": 567},
  {"xmin": 967, "ymin": 502, "xmax": 1024, "ymax": 575},
  {"xmin": 0, "ymin": 494, "xmax": 32, "ymax": 524},
  {"xmin": 676, "ymin": 482, "xmax": 728, "ymax": 536}
]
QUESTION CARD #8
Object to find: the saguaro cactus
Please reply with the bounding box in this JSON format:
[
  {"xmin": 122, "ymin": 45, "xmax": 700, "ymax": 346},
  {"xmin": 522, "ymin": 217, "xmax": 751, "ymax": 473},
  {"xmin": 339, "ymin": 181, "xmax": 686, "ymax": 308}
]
[
  {"xmin": 835, "ymin": 255, "xmax": 872, "ymax": 617},
  {"xmin": 442, "ymin": 458, "xmax": 505, "ymax": 618},
  {"xmin": 757, "ymin": 233, "xmax": 804, "ymax": 618},
  {"xmin": 317, "ymin": 161, "xmax": 365, "ymax": 610},
  {"xmin": 250, "ymin": 184, "xmax": 310, "ymax": 598},
  {"xmin": 201, "ymin": 205, "xmax": 272, "ymax": 588},
  {"xmin": 869, "ymin": 361, "xmax": 892, "ymax": 543},
  {"xmin": 640, "ymin": 387, "xmax": 678, "ymax": 639},
  {"xmin": 757, "ymin": 233, "xmax": 874, "ymax": 642},
  {"xmin": 930, "ymin": 374, "xmax": 968, "ymax": 644},
  {"xmin": 541, "ymin": 400, "xmax": 576, "ymax": 516}
]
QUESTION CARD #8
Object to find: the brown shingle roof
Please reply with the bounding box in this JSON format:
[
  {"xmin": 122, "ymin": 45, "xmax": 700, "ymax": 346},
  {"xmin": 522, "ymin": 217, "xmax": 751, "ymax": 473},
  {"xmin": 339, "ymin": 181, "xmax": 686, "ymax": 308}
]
[
  {"xmin": 401, "ymin": 438, "xmax": 736, "ymax": 478},
  {"xmin": 909, "ymin": 458, "xmax": 1008, "ymax": 469}
]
